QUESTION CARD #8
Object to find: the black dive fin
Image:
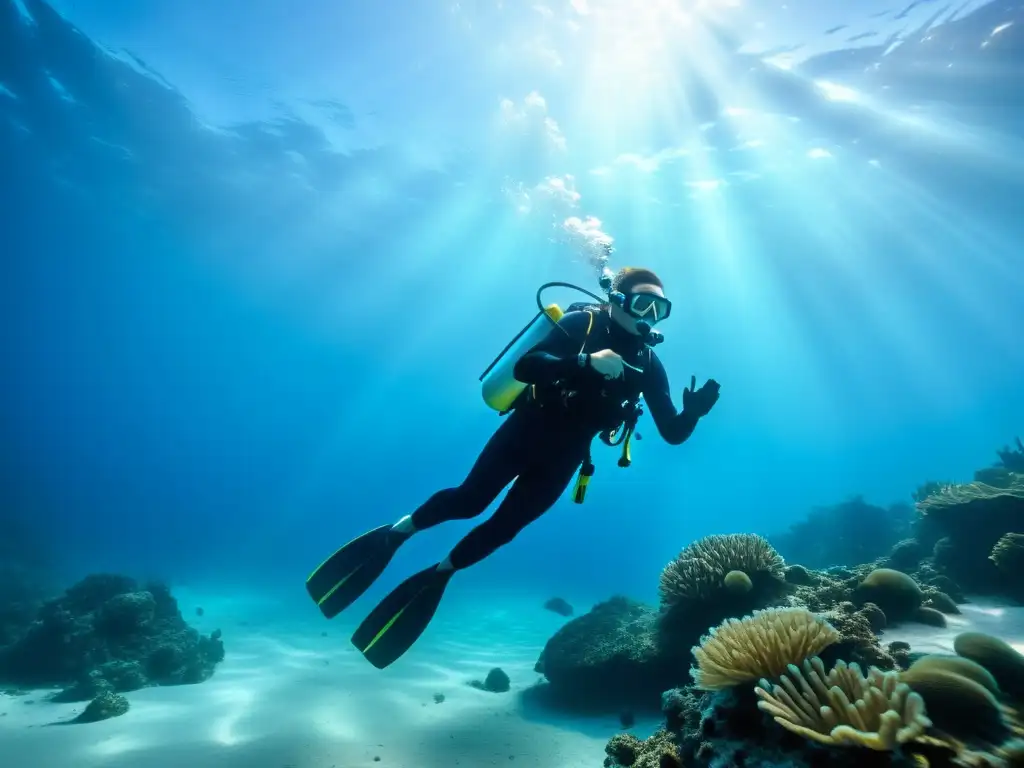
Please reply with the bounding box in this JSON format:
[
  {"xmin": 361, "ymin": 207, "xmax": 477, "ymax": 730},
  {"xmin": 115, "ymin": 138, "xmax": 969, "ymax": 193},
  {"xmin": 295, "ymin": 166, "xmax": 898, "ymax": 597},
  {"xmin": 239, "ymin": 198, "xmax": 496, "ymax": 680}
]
[
  {"xmin": 305, "ymin": 524, "xmax": 404, "ymax": 619},
  {"xmin": 351, "ymin": 564, "xmax": 453, "ymax": 669}
]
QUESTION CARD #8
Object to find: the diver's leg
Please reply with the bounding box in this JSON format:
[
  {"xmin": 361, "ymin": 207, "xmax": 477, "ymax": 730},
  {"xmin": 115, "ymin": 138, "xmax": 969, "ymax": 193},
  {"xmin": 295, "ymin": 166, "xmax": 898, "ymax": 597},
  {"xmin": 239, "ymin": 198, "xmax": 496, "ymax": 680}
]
[
  {"xmin": 391, "ymin": 412, "xmax": 531, "ymax": 537},
  {"xmin": 442, "ymin": 448, "xmax": 584, "ymax": 570}
]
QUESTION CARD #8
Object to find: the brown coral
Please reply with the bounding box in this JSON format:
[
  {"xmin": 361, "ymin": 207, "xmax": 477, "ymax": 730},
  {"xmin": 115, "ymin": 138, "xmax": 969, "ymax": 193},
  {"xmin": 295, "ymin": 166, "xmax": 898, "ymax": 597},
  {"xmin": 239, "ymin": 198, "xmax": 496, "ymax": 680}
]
[
  {"xmin": 990, "ymin": 533, "xmax": 1024, "ymax": 576},
  {"xmin": 690, "ymin": 607, "xmax": 840, "ymax": 691},
  {"xmin": 918, "ymin": 475, "xmax": 1024, "ymax": 521},
  {"xmin": 821, "ymin": 604, "xmax": 898, "ymax": 671},
  {"xmin": 855, "ymin": 568, "xmax": 923, "ymax": 620},
  {"xmin": 603, "ymin": 729, "xmax": 681, "ymax": 768},
  {"xmin": 754, "ymin": 656, "xmax": 931, "ymax": 750},
  {"xmin": 659, "ymin": 533, "xmax": 784, "ymax": 606}
]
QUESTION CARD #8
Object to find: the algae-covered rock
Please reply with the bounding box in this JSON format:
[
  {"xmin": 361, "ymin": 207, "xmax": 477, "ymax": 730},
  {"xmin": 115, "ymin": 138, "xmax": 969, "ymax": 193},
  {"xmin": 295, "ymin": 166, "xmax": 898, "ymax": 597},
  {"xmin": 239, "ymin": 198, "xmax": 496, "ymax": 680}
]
[
  {"xmin": 71, "ymin": 691, "xmax": 129, "ymax": 724},
  {"xmin": 854, "ymin": 568, "xmax": 923, "ymax": 622},
  {"xmin": 899, "ymin": 665, "xmax": 1008, "ymax": 744},
  {"xmin": 923, "ymin": 590, "xmax": 961, "ymax": 615},
  {"xmin": 536, "ymin": 596, "xmax": 671, "ymax": 709},
  {"xmin": 913, "ymin": 606, "xmax": 947, "ymax": 628},
  {"xmin": 0, "ymin": 574, "xmax": 225, "ymax": 699},
  {"xmin": 469, "ymin": 667, "xmax": 510, "ymax": 693},
  {"xmin": 783, "ymin": 564, "xmax": 816, "ymax": 586},
  {"xmin": 918, "ymin": 474, "xmax": 1024, "ymax": 593},
  {"xmin": 604, "ymin": 729, "xmax": 682, "ymax": 768},
  {"xmin": 954, "ymin": 631, "xmax": 1024, "ymax": 701}
]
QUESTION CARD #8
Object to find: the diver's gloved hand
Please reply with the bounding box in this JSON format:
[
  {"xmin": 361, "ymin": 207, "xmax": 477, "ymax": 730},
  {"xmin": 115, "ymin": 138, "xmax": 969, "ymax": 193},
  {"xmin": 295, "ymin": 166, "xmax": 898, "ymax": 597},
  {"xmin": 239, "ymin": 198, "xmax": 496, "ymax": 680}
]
[
  {"xmin": 589, "ymin": 349, "xmax": 625, "ymax": 379},
  {"xmin": 683, "ymin": 375, "xmax": 720, "ymax": 418}
]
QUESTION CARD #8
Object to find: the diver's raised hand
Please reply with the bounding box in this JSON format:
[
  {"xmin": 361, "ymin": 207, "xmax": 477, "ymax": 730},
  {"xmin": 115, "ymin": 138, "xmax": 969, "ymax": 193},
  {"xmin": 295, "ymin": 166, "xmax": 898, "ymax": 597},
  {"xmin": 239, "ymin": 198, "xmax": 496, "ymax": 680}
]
[
  {"xmin": 683, "ymin": 375, "xmax": 720, "ymax": 418},
  {"xmin": 589, "ymin": 349, "xmax": 625, "ymax": 379}
]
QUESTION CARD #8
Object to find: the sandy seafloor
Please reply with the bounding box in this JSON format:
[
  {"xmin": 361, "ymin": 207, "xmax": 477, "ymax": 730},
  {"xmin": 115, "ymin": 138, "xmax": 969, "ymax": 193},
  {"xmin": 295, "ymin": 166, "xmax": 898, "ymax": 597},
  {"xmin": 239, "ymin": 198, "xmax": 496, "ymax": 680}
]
[{"xmin": 1, "ymin": 590, "xmax": 1022, "ymax": 768}]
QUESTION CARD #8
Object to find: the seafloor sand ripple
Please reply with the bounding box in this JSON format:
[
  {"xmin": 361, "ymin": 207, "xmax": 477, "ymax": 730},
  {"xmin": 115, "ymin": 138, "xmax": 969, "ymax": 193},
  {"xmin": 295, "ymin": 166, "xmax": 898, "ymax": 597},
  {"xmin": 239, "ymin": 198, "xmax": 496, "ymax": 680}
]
[{"xmin": 2, "ymin": 594, "xmax": 1021, "ymax": 768}]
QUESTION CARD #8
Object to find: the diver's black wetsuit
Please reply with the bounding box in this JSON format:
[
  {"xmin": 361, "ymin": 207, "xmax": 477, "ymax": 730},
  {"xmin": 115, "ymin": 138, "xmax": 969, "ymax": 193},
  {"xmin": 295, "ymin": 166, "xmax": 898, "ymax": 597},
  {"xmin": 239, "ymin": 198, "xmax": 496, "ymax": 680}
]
[{"xmin": 409, "ymin": 310, "xmax": 702, "ymax": 569}]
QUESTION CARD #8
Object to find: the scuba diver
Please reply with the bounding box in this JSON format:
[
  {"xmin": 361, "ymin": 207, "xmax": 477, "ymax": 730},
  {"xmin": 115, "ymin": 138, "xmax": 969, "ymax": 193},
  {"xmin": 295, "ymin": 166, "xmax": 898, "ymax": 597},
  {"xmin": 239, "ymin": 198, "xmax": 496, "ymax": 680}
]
[{"xmin": 305, "ymin": 266, "xmax": 721, "ymax": 669}]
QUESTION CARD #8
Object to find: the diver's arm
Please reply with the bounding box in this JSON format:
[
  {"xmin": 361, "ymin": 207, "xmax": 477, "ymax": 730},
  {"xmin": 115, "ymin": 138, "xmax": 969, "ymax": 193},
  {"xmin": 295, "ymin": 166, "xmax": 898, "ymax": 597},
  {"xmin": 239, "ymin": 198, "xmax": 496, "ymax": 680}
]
[
  {"xmin": 642, "ymin": 354, "xmax": 699, "ymax": 446},
  {"xmin": 513, "ymin": 311, "xmax": 594, "ymax": 385}
]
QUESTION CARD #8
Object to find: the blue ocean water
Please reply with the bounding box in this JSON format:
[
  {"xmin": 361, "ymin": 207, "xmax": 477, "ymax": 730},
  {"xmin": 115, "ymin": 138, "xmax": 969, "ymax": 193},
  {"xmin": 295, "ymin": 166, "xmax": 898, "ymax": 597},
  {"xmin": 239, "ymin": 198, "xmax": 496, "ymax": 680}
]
[{"xmin": 1, "ymin": 0, "xmax": 1023, "ymax": 765}]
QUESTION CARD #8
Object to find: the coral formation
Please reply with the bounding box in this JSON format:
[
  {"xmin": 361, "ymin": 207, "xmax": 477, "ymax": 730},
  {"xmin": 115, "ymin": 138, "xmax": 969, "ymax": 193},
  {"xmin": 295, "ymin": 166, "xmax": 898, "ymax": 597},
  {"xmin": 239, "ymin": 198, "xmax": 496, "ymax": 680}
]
[
  {"xmin": 0, "ymin": 573, "xmax": 225, "ymax": 701},
  {"xmin": 925, "ymin": 591, "xmax": 961, "ymax": 615},
  {"xmin": 690, "ymin": 608, "xmax": 840, "ymax": 691},
  {"xmin": 855, "ymin": 569, "xmax": 924, "ymax": 621},
  {"xmin": 904, "ymin": 655, "xmax": 1001, "ymax": 696},
  {"xmin": 659, "ymin": 534, "xmax": 785, "ymax": 604},
  {"xmin": 899, "ymin": 663, "xmax": 1008, "ymax": 744},
  {"xmin": 917, "ymin": 474, "xmax": 1024, "ymax": 594},
  {"xmin": 724, "ymin": 570, "xmax": 753, "ymax": 595},
  {"xmin": 771, "ymin": 496, "xmax": 915, "ymax": 570},
  {"xmin": 953, "ymin": 632, "xmax": 1024, "ymax": 702},
  {"xmin": 657, "ymin": 534, "xmax": 790, "ymax": 672},
  {"xmin": 784, "ymin": 564, "xmax": 816, "ymax": 586},
  {"xmin": 888, "ymin": 539, "xmax": 925, "ymax": 571},
  {"xmin": 573, "ymin": 439, "xmax": 1024, "ymax": 766},
  {"xmin": 819, "ymin": 603, "xmax": 898, "ymax": 671},
  {"xmin": 990, "ymin": 534, "xmax": 1024, "ymax": 595},
  {"xmin": 914, "ymin": 606, "xmax": 948, "ymax": 628},
  {"xmin": 604, "ymin": 730, "xmax": 682, "ymax": 768},
  {"xmin": 755, "ymin": 657, "xmax": 931, "ymax": 749}
]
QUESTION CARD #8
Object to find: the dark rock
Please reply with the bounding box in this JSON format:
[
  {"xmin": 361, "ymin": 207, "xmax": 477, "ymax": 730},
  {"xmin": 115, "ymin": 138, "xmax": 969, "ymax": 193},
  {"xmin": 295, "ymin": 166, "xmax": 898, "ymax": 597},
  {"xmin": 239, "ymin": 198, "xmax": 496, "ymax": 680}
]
[
  {"xmin": 71, "ymin": 691, "xmax": 129, "ymax": 724},
  {"xmin": 536, "ymin": 596, "xmax": 671, "ymax": 710},
  {"xmin": 0, "ymin": 574, "xmax": 225, "ymax": 699},
  {"xmin": 469, "ymin": 667, "xmax": 510, "ymax": 693},
  {"xmin": 784, "ymin": 564, "xmax": 815, "ymax": 586},
  {"xmin": 543, "ymin": 597, "xmax": 574, "ymax": 617}
]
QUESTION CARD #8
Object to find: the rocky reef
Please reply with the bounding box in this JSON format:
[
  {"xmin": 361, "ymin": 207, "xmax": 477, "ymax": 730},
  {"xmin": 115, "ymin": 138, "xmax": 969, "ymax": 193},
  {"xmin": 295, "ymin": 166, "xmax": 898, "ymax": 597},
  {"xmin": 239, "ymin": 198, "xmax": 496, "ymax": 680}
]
[
  {"xmin": 528, "ymin": 436, "xmax": 1024, "ymax": 767},
  {"xmin": 0, "ymin": 573, "xmax": 225, "ymax": 703},
  {"xmin": 771, "ymin": 496, "xmax": 915, "ymax": 571}
]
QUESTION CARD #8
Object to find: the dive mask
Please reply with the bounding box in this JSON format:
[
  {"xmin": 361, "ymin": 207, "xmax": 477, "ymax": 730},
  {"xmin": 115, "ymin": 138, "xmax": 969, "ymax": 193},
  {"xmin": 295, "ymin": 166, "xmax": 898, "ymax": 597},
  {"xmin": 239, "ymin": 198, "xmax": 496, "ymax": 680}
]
[{"xmin": 622, "ymin": 291, "xmax": 672, "ymax": 325}]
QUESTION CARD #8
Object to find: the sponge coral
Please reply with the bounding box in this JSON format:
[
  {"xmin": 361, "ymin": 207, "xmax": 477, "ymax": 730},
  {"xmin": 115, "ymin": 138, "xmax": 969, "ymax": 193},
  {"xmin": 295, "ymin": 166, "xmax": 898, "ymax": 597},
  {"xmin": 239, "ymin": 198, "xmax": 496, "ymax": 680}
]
[
  {"xmin": 659, "ymin": 534, "xmax": 785, "ymax": 606},
  {"xmin": 755, "ymin": 656, "xmax": 931, "ymax": 750},
  {"xmin": 690, "ymin": 607, "xmax": 840, "ymax": 691}
]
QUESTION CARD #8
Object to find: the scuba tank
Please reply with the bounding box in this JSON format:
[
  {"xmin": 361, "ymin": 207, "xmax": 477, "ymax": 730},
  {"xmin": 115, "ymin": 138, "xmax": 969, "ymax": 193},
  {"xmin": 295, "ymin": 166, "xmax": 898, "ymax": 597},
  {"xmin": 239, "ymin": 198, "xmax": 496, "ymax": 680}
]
[
  {"xmin": 480, "ymin": 303, "xmax": 565, "ymax": 413},
  {"xmin": 478, "ymin": 281, "xmax": 611, "ymax": 413}
]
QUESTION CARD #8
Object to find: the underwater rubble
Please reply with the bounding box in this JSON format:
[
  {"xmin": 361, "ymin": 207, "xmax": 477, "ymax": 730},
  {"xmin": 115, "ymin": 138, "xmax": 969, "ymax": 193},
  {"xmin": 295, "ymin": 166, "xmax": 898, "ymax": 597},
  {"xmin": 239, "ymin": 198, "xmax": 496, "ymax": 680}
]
[
  {"xmin": 0, "ymin": 571, "xmax": 225, "ymax": 719},
  {"xmin": 531, "ymin": 436, "xmax": 1024, "ymax": 767}
]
